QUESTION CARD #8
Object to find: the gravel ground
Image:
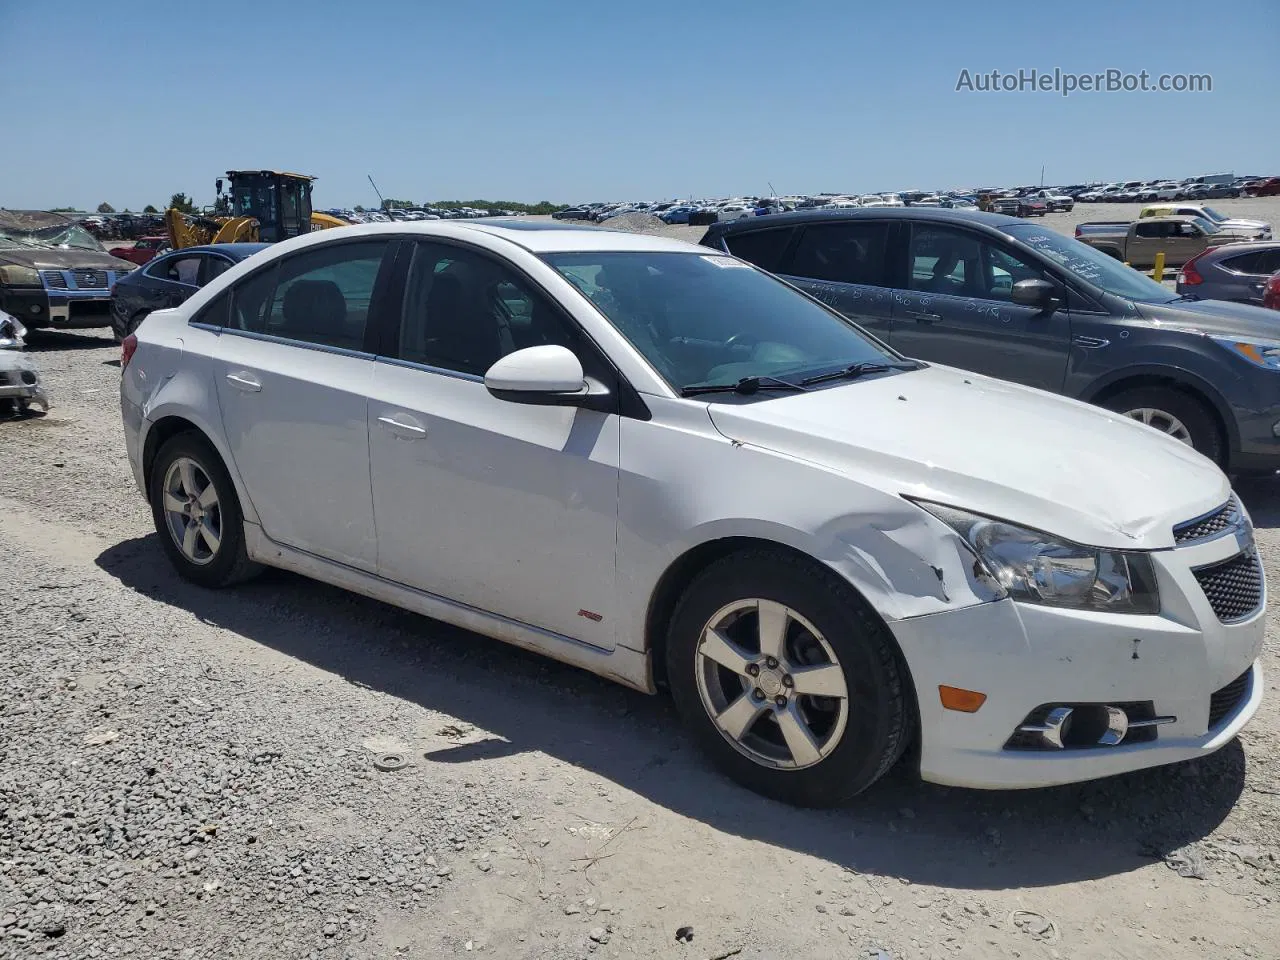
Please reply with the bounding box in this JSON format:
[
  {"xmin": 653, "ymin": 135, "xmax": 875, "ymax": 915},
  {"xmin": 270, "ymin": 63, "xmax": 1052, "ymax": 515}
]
[{"xmin": 3, "ymin": 200, "xmax": 1280, "ymax": 959}]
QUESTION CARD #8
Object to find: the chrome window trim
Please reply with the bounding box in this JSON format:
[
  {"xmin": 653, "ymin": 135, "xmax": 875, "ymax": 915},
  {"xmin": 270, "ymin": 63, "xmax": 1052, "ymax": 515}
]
[
  {"xmin": 373, "ymin": 355, "xmax": 484, "ymax": 384},
  {"xmin": 215, "ymin": 325, "xmax": 376, "ymax": 360}
]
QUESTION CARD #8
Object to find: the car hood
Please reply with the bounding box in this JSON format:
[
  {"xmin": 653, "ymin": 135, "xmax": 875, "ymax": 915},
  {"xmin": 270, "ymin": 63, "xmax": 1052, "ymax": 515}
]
[
  {"xmin": 1136, "ymin": 297, "xmax": 1280, "ymax": 339},
  {"xmin": 0, "ymin": 247, "xmax": 134, "ymax": 271},
  {"xmin": 1218, "ymin": 218, "xmax": 1268, "ymax": 230},
  {"xmin": 706, "ymin": 365, "xmax": 1228, "ymax": 550}
]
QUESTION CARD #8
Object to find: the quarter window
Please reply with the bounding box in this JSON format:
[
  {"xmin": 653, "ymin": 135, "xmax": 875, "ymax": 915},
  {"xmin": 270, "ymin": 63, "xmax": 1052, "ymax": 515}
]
[
  {"xmin": 229, "ymin": 239, "xmax": 390, "ymax": 351},
  {"xmin": 396, "ymin": 242, "xmax": 578, "ymax": 376},
  {"xmin": 785, "ymin": 222, "xmax": 890, "ymax": 285}
]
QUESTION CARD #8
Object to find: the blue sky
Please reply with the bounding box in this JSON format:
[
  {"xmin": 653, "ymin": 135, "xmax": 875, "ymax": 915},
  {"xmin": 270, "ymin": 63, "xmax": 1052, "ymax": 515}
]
[{"xmin": 4, "ymin": 0, "xmax": 1275, "ymax": 210}]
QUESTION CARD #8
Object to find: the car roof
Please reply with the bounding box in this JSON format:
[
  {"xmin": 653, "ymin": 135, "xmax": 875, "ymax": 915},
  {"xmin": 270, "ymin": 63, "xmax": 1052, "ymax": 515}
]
[
  {"xmin": 167, "ymin": 243, "xmax": 271, "ymax": 259},
  {"xmin": 702, "ymin": 207, "xmax": 1024, "ymax": 236}
]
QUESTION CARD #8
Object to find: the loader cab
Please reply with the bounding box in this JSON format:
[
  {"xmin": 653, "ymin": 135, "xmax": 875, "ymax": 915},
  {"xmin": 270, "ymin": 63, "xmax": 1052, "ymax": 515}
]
[{"xmin": 220, "ymin": 170, "xmax": 316, "ymax": 242}]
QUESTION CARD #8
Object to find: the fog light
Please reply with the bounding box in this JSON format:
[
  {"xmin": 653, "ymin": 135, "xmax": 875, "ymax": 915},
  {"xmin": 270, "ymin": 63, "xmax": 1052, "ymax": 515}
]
[
  {"xmin": 20, "ymin": 371, "xmax": 37, "ymax": 385},
  {"xmin": 29, "ymin": 304, "xmax": 40, "ymax": 314},
  {"xmin": 1272, "ymin": 421, "xmax": 1280, "ymax": 438}
]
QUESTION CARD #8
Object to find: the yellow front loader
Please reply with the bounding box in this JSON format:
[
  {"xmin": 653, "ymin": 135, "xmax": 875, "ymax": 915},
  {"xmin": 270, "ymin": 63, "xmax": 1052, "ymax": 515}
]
[{"xmin": 165, "ymin": 170, "xmax": 346, "ymax": 249}]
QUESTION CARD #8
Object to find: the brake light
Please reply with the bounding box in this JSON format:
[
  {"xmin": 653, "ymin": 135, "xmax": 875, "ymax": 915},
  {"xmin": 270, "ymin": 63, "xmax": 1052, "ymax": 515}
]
[
  {"xmin": 121, "ymin": 333, "xmax": 138, "ymax": 370},
  {"xmin": 1264, "ymin": 274, "xmax": 1280, "ymax": 311},
  {"xmin": 1179, "ymin": 251, "xmax": 1208, "ymax": 286},
  {"xmin": 1074, "ymin": 225, "xmax": 1082, "ymax": 237}
]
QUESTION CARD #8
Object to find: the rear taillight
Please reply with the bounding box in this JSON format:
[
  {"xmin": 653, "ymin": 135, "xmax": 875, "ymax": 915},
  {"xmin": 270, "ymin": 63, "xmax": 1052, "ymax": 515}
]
[
  {"xmin": 1074, "ymin": 225, "xmax": 1082, "ymax": 237},
  {"xmin": 1179, "ymin": 251, "xmax": 1208, "ymax": 286},
  {"xmin": 1264, "ymin": 274, "xmax": 1280, "ymax": 311},
  {"xmin": 121, "ymin": 334, "xmax": 138, "ymax": 370}
]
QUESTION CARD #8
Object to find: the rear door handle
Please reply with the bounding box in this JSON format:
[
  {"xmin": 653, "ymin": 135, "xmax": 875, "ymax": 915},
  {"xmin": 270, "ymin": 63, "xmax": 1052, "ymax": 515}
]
[
  {"xmin": 225, "ymin": 371, "xmax": 262, "ymax": 392},
  {"xmin": 905, "ymin": 311, "xmax": 942, "ymax": 323},
  {"xmin": 377, "ymin": 414, "xmax": 427, "ymax": 439}
]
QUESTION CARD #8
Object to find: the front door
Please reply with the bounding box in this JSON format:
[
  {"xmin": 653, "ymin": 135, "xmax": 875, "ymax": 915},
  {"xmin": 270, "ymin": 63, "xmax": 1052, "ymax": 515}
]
[
  {"xmin": 366, "ymin": 240, "xmax": 620, "ymax": 648},
  {"xmin": 213, "ymin": 238, "xmax": 394, "ymax": 571},
  {"xmin": 889, "ymin": 223, "xmax": 1072, "ymax": 393}
]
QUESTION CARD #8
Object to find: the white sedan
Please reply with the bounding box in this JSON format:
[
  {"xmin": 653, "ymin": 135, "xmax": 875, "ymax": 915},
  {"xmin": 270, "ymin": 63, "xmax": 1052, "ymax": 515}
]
[{"xmin": 119, "ymin": 220, "xmax": 1264, "ymax": 806}]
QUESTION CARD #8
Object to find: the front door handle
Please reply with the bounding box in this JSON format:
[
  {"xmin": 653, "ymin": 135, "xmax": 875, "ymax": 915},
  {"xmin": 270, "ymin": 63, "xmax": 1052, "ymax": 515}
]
[
  {"xmin": 905, "ymin": 311, "xmax": 942, "ymax": 323},
  {"xmin": 377, "ymin": 414, "xmax": 427, "ymax": 439},
  {"xmin": 225, "ymin": 371, "xmax": 262, "ymax": 392}
]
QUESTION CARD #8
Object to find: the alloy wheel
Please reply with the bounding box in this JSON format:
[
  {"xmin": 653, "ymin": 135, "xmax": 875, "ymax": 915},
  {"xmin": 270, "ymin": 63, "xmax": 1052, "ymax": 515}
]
[
  {"xmin": 1123, "ymin": 407, "xmax": 1193, "ymax": 445},
  {"xmin": 694, "ymin": 598, "xmax": 849, "ymax": 770},
  {"xmin": 161, "ymin": 456, "xmax": 222, "ymax": 565}
]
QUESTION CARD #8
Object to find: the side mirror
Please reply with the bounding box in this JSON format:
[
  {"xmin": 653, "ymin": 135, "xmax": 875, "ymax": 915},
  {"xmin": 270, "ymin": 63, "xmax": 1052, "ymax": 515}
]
[
  {"xmin": 1010, "ymin": 278, "xmax": 1058, "ymax": 310},
  {"xmin": 484, "ymin": 345, "xmax": 611, "ymax": 411}
]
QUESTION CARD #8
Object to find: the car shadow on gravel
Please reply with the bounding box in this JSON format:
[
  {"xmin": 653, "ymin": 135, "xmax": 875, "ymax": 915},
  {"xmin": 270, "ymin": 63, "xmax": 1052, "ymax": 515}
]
[
  {"xmin": 23, "ymin": 330, "xmax": 116, "ymax": 352},
  {"xmin": 96, "ymin": 533, "xmax": 1248, "ymax": 892}
]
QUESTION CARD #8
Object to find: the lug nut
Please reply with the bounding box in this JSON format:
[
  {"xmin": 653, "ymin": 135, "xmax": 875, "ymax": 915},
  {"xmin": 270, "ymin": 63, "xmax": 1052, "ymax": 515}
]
[
  {"xmin": 774, "ymin": 695, "xmax": 787, "ymax": 708},
  {"xmin": 746, "ymin": 663, "xmax": 760, "ymax": 677},
  {"xmin": 782, "ymin": 675, "xmax": 794, "ymax": 688},
  {"xmin": 752, "ymin": 689, "xmax": 765, "ymax": 701},
  {"xmin": 765, "ymin": 656, "xmax": 779, "ymax": 669}
]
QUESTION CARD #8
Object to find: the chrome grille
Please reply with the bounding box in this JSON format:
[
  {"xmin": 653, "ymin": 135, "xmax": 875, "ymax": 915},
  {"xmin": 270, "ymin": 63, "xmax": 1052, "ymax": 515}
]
[
  {"xmin": 1208, "ymin": 670, "xmax": 1250, "ymax": 729},
  {"xmin": 1174, "ymin": 498, "xmax": 1240, "ymax": 545},
  {"xmin": 1193, "ymin": 551, "xmax": 1263, "ymax": 622},
  {"xmin": 41, "ymin": 270, "xmax": 68, "ymax": 289},
  {"xmin": 72, "ymin": 269, "xmax": 109, "ymax": 289}
]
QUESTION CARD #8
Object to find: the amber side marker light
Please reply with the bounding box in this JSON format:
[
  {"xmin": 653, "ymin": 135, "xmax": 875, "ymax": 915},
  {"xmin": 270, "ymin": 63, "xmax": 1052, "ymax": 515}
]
[{"xmin": 939, "ymin": 685, "xmax": 987, "ymax": 713}]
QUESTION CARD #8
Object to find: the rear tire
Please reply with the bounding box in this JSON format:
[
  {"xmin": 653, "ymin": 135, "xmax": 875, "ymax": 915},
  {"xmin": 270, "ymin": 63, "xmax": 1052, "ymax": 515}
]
[
  {"xmin": 666, "ymin": 549, "xmax": 911, "ymax": 807},
  {"xmin": 1101, "ymin": 386, "xmax": 1224, "ymax": 466},
  {"xmin": 149, "ymin": 432, "xmax": 262, "ymax": 588}
]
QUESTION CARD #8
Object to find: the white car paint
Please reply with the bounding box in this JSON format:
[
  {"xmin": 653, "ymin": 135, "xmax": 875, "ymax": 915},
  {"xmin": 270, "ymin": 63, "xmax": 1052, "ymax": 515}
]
[{"xmin": 120, "ymin": 220, "xmax": 1265, "ymax": 792}]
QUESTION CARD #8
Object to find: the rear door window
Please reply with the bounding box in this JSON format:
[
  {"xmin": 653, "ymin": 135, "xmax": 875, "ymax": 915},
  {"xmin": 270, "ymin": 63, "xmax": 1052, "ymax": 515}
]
[
  {"xmin": 1223, "ymin": 250, "xmax": 1280, "ymax": 275},
  {"xmin": 721, "ymin": 228, "xmax": 797, "ymax": 272},
  {"xmin": 783, "ymin": 222, "xmax": 891, "ymax": 286}
]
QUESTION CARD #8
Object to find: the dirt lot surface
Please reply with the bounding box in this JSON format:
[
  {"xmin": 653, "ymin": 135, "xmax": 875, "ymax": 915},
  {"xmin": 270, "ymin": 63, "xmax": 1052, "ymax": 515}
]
[{"xmin": 3, "ymin": 201, "xmax": 1280, "ymax": 960}]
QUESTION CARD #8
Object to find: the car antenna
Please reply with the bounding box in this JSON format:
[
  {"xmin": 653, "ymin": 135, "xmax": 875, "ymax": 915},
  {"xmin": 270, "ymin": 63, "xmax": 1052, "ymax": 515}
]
[{"xmin": 367, "ymin": 174, "xmax": 387, "ymax": 212}]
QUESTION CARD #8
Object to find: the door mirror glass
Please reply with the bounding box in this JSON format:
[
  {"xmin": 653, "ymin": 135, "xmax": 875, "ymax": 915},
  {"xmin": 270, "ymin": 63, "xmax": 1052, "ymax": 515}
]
[
  {"xmin": 485, "ymin": 345, "xmax": 585, "ymax": 397},
  {"xmin": 1010, "ymin": 278, "xmax": 1057, "ymax": 308}
]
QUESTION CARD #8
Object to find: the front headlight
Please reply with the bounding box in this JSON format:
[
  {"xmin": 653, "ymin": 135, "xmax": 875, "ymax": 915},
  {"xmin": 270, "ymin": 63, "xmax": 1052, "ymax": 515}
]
[
  {"xmin": 1213, "ymin": 336, "xmax": 1280, "ymax": 371},
  {"xmin": 0, "ymin": 265, "xmax": 41, "ymax": 287},
  {"xmin": 915, "ymin": 502, "xmax": 1160, "ymax": 614}
]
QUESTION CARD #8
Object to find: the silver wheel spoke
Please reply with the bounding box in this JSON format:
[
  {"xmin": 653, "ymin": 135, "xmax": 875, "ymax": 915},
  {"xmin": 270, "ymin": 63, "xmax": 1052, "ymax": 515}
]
[
  {"xmin": 181, "ymin": 522, "xmax": 200, "ymax": 559},
  {"xmin": 198, "ymin": 522, "xmax": 220, "ymax": 555},
  {"xmin": 700, "ymin": 628, "xmax": 753, "ymax": 676},
  {"xmin": 789, "ymin": 663, "xmax": 847, "ymax": 699},
  {"xmin": 178, "ymin": 460, "xmax": 198, "ymax": 497},
  {"xmin": 777, "ymin": 704, "xmax": 822, "ymax": 767},
  {"xmin": 1140, "ymin": 409, "xmax": 1153, "ymax": 425},
  {"xmin": 197, "ymin": 483, "xmax": 218, "ymax": 508},
  {"xmin": 716, "ymin": 694, "xmax": 766, "ymax": 741},
  {"xmin": 756, "ymin": 600, "xmax": 789, "ymax": 661},
  {"xmin": 162, "ymin": 491, "xmax": 186, "ymax": 514}
]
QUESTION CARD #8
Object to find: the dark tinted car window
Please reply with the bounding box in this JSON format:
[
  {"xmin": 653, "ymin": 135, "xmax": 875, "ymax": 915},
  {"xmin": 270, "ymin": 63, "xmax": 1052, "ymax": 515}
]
[
  {"xmin": 194, "ymin": 290, "xmax": 231, "ymax": 329},
  {"xmin": 230, "ymin": 240, "xmax": 390, "ymax": 351},
  {"xmin": 1223, "ymin": 250, "xmax": 1280, "ymax": 275},
  {"xmin": 785, "ymin": 222, "xmax": 890, "ymax": 285},
  {"xmin": 722, "ymin": 227, "xmax": 797, "ymax": 272},
  {"xmin": 397, "ymin": 242, "xmax": 578, "ymax": 376}
]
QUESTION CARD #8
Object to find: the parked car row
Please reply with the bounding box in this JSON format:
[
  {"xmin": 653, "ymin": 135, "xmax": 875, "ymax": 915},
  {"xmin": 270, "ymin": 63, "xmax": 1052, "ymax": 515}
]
[{"xmin": 119, "ymin": 215, "xmax": 1266, "ymax": 808}]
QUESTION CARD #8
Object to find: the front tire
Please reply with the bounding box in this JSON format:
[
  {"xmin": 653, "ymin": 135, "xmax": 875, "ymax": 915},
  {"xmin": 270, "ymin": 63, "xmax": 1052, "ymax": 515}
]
[
  {"xmin": 1101, "ymin": 386, "xmax": 1224, "ymax": 465},
  {"xmin": 149, "ymin": 432, "xmax": 261, "ymax": 587},
  {"xmin": 666, "ymin": 549, "xmax": 911, "ymax": 807}
]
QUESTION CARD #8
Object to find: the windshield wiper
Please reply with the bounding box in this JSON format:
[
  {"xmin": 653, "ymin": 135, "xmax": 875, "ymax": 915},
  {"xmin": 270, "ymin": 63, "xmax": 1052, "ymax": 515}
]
[
  {"xmin": 798, "ymin": 360, "xmax": 921, "ymax": 387},
  {"xmin": 680, "ymin": 374, "xmax": 808, "ymax": 397},
  {"xmin": 1167, "ymin": 294, "xmax": 1200, "ymax": 302}
]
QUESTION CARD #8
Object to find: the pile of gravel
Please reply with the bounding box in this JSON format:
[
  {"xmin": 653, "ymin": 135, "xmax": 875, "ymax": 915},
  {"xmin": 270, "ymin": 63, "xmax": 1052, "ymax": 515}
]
[{"xmin": 598, "ymin": 212, "xmax": 667, "ymax": 233}]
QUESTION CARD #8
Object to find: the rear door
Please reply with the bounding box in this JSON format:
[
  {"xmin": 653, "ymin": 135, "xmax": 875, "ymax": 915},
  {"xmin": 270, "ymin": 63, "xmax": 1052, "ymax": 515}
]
[
  {"xmin": 889, "ymin": 223, "xmax": 1071, "ymax": 392},
  {"xmin": 1215, "ymin": 248, "xmax": 1280, "ymax": 303},
  {"xmin": 768, "ymin": 221, "xmax": 895, "ymax": 337},
  {"xmin": 144, "ymin": 253, "xmax": 208, "ymax": 309},
  {"xmin": 213, "ymin": 238, "xmax": 395, "ymax": 572}
]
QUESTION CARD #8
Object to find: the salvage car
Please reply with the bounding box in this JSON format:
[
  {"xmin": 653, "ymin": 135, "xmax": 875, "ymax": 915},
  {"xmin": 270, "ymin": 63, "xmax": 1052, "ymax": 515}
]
[
  {"xmin": 120, "ymin": 219, "xmax": 1263, "ymax": 806},
  {"xmin": 108, "ymin": 235, "xmax": 170, "ymax": 266},
  {"xmin": 0, "ymin": 211, "xmax": 136, "ymax": 330},
  {"xmin": 1175, "ymin": 242, "xmax": 1280, "ymax": 305},
  {"xmin": 0, "ymin": 310, "xmax": 48, "ymax": 415},
  {"xmin": 110, "ymin": 243, "xmax": 268, "ymax": 340},
  {"xmin": 1074, "ymin": 216, "xmax": 1245, "ymax": 267},
  {"xmin": 703, "ymin": 208, "xmax": 1280, "ymax": 470}
]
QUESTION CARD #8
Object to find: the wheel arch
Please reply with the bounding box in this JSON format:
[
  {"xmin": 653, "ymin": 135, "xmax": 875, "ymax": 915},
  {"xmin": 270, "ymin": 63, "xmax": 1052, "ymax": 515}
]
[
  {"xmin": 141, "ymin": 408, "xmax": 258, "ymax": 525},
  {"xmin": 1080, "ymin": 367, "xmax": 1236, "ymax": 459}
]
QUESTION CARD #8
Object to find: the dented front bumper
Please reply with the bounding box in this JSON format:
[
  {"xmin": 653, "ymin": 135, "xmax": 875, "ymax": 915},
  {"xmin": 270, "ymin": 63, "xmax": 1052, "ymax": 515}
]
[
  {"xmin": 890, "ymin": 525, "xmax": 1266, "ymax": 789},
  {"xmin": 0, "ymin": 350, "xmax": 48, "ymax": 411}
]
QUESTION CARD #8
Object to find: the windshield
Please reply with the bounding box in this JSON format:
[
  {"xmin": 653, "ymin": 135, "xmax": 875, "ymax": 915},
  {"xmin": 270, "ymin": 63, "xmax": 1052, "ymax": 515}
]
[
  {"xmin": 0, "ymin": 222, "xmax": 103, "ymax": 252},
  {"xmin": 1002, "ymin": 223, "xmax": 1175, "ymax": 303},
  {"xmin": 1192, "ymin": 216, "xmax": 1218, "ymax": 234},
  {"xmin": 1201, "ymin": 206, "xmax": 1227, "ymax": 222},
  {"xmin": 542, "ymin": 251, "xmax": 898, "ymax": 393}
]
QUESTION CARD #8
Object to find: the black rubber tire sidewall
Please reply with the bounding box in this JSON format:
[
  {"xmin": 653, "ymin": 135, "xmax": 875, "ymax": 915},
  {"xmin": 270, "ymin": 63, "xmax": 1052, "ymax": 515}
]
[
  {"xmin": 666, "ymin": 549, "xmax": 910, "ymax": 807},
  {"xmin": 1102, "ymin": 386, "xmax": 1224, "ymax": 465},
  {"xmin": 148, "ymin": 432, "xmax": 256, "ymax": 588}
]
